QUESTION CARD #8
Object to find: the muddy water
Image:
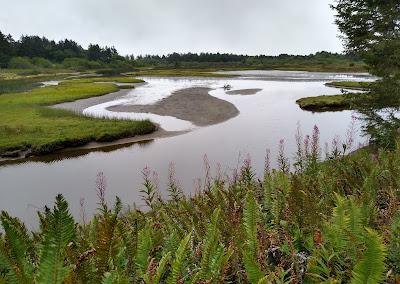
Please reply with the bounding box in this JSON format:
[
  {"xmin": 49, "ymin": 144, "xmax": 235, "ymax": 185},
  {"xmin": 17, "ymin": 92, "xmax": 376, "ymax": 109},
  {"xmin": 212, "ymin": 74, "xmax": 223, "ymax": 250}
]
[{"xmin": 0, "ymin": 71, "xmax": 375, "ymax": 226}]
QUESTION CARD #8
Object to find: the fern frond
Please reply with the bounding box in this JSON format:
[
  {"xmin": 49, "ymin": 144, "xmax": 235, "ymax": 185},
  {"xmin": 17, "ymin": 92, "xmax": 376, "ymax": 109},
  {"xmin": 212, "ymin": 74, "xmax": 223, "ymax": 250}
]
[
  {"xmin": 101, "ymin": 271, "xmax": 116, "ymax": 284},
  {"xmin": 135, "ymin": 223, "xmax": 153, "ymax": 272},
  {"xmin": 0, "ymin": 212, "xmax": 34, "ymax": 284},
  {"xmin": 167, "ymin": 232, "xmax": 192, "ymax": 284},
  {"xmin": 325, "ymin": 194, "xmax": 350, "ymax": 254},
  {"xmin": 93, "ymin": 197, "xmax": 122, "ymax": 281},
  {"xmin": 199, "ymin": 208, "xmax": 221, "ymax": 280},
  {"xmin": 388, "ymin": 213, "xmax": 400, "ymax": 275},
  {"xmin": 351, "ymin": 228, "xmax": 387, "ymax": 284},
  {"xmin": 36, "ymin": 194, "xmax": 75, "ymax": 284},
  {"xmin": 243, "ymin": 250, "xmax": 265, "ymax": 284},
  {"xmin": 347, "ymin": 198, "xmax": 364, "ymax": 237},
  {"xmin": 152, "ymin": 251, "xmax": 172, "ymax": 284},
  {"xmin": 243, "ymin": 190, "xmax": 260, "ymax": 258}
]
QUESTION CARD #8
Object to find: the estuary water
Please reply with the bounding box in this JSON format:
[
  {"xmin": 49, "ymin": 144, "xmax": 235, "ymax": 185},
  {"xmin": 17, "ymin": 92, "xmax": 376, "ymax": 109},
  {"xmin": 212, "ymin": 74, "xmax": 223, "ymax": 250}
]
[{"xmin": 0, "ymin": 70, "xmax": 375, "ymax": 226}]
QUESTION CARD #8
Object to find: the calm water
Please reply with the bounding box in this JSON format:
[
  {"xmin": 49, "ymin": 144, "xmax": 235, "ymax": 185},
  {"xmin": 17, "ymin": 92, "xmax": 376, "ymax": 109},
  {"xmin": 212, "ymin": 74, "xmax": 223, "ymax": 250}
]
[{"xmin": 0, "ymin": 70, "xmax": 375, "ymax": 226}]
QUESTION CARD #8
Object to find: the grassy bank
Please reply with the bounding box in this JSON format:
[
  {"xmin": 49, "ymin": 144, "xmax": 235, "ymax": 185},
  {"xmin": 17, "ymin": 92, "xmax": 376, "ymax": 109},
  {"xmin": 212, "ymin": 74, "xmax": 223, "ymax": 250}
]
[
  {"xmin": 325, "ymin": 81, "xmax": 372, "ymax": 90},
  {"xmin": 0, "ymin": 130, "xmax": 398, "ymax": 283},
  {"xmin": 296, "ymin": 81, "xmax": 375, "ymax": 111},
  {"xmin": 126, "ymin": 69, "xmax": 239, "ymax": 77},
  {"xmin": 0, "ymin": 81, "xmax": 155, "ymax": 157},
  {"xmin": 65, "ymin": 76, "xmax": 145, "ymax": 84},
  {"xmin": 263, "ymin": 63, "xmax": 367, "ymax": 72},
  {"xmin": 296, "ymin": 93, "xmax": 363, "ymax": 111}
]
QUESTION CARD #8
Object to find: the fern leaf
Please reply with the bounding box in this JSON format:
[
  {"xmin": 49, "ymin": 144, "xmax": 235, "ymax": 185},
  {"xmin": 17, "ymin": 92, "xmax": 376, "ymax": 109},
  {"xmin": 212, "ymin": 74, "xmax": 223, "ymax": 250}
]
[
  {"xmin": 243, "ymin": 250, "xmax": 265, "ymax": 284},
  {"xmin": 388, "ymin": 213, "xmax": 400, "ymax": 275},
  {"xmin": 0, "ymin": 212, "xmax": 34, "ymax": 284},
  {"xmin": 199, "ymin": 208, "xmax": 221, "ymax": 279},
  {"xmin": 167, "ymin": 232, "xmax": 192, "ymax": 284},
  {"xmin": 135, "ymin": 223, "xmax": 153, "ymax": 272},
  {"xmin": 36, "ymin": 194, "xmax": 75, "ymax": 284},
  {"xmin": 243, "ymin": 190, "xmax": 260, "ymax": 258},
  {"xmin": 101, "ymin": 271, "xmax": 116, "ymax": 284},
  {"xmin": 351, "ymin": 229, "xmax": 387, "ymax": 284},
  {"xmin": 94, "ymin": 197, "xmax": 122, "ymax": 281},
  {"xmin": 153, "ymin": 251, "xmax": 172, "ymax": 284}
]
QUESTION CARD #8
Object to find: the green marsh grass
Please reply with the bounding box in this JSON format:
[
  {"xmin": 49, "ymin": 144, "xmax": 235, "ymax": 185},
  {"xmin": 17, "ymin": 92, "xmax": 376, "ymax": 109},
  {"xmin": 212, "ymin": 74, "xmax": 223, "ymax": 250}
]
[
  {"xmin": 126, "ymin": 69, "xmax": 238, "ymax": 77},
  {"xmin": 325, "ymin": 81, "xmax": 373, "ymax": 90},
  {"xmin": 64, "ymin": 76, "xmax": 145, "ymax": 84},
  {"xmin": 0, "ymin": 81, "xmax": 155, "ymax": 156},
  {"xmin": 296, "ymin": 93, "xmax": 356, "ymax": 111}
]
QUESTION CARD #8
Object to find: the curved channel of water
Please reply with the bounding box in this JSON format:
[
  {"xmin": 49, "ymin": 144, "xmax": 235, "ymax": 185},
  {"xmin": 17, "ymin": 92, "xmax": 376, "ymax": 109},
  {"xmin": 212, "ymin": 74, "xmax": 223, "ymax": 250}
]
[{"xmin": 0, "ymin": 70, "xmax": 375, "ymax": 226}]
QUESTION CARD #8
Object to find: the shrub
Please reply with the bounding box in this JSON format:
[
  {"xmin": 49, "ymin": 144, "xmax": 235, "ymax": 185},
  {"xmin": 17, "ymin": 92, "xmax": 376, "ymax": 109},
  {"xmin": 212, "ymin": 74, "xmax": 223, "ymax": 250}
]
[{"xmin": 8, "ymin": 56, "xmax": 34, "ymax": 69}]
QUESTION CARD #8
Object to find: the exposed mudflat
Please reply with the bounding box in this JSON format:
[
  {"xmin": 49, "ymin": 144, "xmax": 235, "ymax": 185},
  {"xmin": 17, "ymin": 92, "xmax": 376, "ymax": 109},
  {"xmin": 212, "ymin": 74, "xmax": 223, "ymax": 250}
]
[
  {"xmin": 226, "ymin": 88, "xmax": 262, "ymax": 95},
  {"xmin": 108, "ymin": 87, "xmax": 239, "ymax": 126}
]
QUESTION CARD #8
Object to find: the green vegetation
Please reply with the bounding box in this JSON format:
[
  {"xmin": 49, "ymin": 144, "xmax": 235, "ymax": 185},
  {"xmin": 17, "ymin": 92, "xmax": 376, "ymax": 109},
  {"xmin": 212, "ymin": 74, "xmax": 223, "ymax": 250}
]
[
  {"xmin": 133, "ymin": 52, "xmax": 367, "ymax": 72},
  {"xmin": 65, "ymin": 76, "xmax": 145, "ymax": 84},
  {"xmin": 126, "ymin": 69, "xmax": 237, "ymax": 77},
  {"xmin": 332, "ymin": 0, "xmax": 399, "ymax": 79},
  {"xmin": 0, "ymin": 31, "xmax": 134, "ymax": 71},
  {"xmin": 0, "ymin": 81, "xmax": 155, "ymax": 157},
  {"xmin": 295, "ymin": 91, "xmax": 377, "ymax": 112},
  {"xmin": 331, "ymin": 0, "xmax": 400, "ymax": 149},
  {"xmin": 0, "ymin": 131, "xmax": 399, "ymax": 283},
  {"xmin": 296, "ymin": 93, "xmax": 356, "ymax": 111},
  {"xmin": 325, "ymin": 81, "xmax": 372, "ymax": 90},
  {"xmin": 0, "ymin": 1, "xmax": 398, "ymax": 282},
  {"xmin": 0, "ymin": 30, "xmax": 366, "ymax": 73}
]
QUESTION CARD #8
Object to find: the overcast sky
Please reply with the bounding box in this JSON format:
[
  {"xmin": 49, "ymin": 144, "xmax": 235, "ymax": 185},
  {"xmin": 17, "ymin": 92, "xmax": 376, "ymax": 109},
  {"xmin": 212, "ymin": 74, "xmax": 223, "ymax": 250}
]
[{"xmin": 0, "ymin": 0, "xmax": 343, "ymax": 56}]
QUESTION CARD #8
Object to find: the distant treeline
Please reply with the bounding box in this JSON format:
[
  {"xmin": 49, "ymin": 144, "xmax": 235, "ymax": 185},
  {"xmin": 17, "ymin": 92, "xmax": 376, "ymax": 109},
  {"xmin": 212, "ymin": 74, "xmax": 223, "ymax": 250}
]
[
  {"xmin": 0, "ymin": 30, "xmax": 364, "ymax": 71},
  {"xmin": 0, "ymin": 31, "xmax": 130, "ymax": 70},
  {"xmin": 134, "ymin": 52, "xmax": 364, "ymax": 70}
]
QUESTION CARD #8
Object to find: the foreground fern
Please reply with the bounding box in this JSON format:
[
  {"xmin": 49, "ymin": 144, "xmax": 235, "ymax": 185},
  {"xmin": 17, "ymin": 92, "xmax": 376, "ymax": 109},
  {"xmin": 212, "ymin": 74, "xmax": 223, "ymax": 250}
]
[{"xmin": 0, "ymin": 139, "xmax": 399, "ymax": 283}]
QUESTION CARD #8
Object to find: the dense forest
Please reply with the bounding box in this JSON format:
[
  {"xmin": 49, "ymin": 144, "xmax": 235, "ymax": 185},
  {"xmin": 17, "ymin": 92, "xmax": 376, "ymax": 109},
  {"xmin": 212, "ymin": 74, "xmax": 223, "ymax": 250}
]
[
  {"xmin": 0, "ymin": 31, "xmax": 364, "ymax": 71},
  {"xmin": 0, "ymin": 32, "xmax": 128, "ymax": 70}
]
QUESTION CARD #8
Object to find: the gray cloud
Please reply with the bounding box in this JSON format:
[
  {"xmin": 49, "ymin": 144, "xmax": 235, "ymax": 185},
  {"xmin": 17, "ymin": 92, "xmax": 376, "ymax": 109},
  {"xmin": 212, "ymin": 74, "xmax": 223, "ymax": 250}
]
[{"xmin": 0, "ymin": 0, "xmax": 343, "ymax": 56}]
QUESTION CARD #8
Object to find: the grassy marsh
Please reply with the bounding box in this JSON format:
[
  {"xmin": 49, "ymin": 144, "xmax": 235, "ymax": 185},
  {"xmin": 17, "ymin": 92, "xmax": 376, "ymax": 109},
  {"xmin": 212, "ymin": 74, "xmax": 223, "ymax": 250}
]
[
  {"xmin": 126, "ymin": 69, "xmax": 238, "ymax": 77},
  {"xmin": 0, "ymin": 81, "xmax": 155, "ymax": 157},
  {"xmin": 297, "ymin": 81, "xmax": 375, "ymax": 111},
  {"xmin": 65, "ymin": 76, "xmax": 145, "ymax": 84},
  {"xmin": 325, "ymin": 81, "xmax": 372, "ymax": 90},
  {"xmin": 296, "ymin": 93, "xmax": 367, "ymax": 111}
]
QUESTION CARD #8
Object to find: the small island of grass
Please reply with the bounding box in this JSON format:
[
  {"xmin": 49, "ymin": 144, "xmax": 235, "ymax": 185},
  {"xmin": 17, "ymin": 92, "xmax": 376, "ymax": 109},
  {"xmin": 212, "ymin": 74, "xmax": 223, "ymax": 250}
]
[
  {"xmin": 325, "ymin": 80, "xmax": 372, "ymax": 90},
  {"xmin": 296, "ymin": 92, "xmax": 373, "ymax": 112},
  {"xmin": 297, "ymin": 81, "xmax": 377, "ymax": 111}
]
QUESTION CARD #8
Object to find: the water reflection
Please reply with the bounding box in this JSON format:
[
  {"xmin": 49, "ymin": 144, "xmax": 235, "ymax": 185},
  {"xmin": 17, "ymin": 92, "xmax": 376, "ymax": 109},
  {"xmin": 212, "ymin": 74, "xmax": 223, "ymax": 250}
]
[{"xmin": 0, "ymin": 139, "xmax": 154, "ymax": 167}]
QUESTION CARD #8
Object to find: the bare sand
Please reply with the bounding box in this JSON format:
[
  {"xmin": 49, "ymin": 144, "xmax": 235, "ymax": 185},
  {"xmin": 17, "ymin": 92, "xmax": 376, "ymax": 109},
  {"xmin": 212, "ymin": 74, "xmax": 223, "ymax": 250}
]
[
  {"xmin": 226, "ymin": 88, "xmax": 262, "ymax": 95},
  {"xmin": 108, "ymin": 87, "xmax": 239, "ymax": 126}
]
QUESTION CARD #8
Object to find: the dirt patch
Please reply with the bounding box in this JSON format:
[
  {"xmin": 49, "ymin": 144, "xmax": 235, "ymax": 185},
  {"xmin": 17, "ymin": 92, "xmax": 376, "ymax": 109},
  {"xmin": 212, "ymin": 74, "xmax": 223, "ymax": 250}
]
[{"xmin": 226, "ymin": 88, "xmax": 262, "ymax": 95}]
